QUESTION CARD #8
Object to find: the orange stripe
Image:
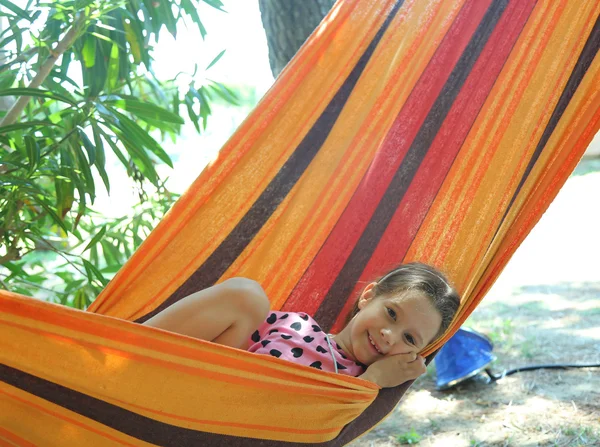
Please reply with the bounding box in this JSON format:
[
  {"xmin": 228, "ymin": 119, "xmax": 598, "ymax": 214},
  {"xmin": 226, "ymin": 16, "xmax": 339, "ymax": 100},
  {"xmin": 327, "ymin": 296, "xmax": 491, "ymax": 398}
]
[
  {"xmin": 0, "ymin": 427, "xmax": 35, "ymax": 447},
  {"xmin": 91, "ymin": 0, "xmax": 363, "ymax": 316},
  {"xmin": 0, "ymin": 388, "xmax": 139, "ymax": 447},
  {"xmin": 0, "ymin": 438, "xmax": 19, "ymax": 447}
]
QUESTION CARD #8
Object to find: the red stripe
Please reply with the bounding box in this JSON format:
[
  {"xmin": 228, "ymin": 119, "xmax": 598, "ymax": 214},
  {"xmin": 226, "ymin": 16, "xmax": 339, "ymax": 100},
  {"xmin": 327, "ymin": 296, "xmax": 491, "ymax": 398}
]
[
  {"xmin": 336, "ymin": 0, "xmax": 539, "ymax": 330},
  {"xmin": 283, "ymin": 0, "xmax": 493, "ymax": 316}
]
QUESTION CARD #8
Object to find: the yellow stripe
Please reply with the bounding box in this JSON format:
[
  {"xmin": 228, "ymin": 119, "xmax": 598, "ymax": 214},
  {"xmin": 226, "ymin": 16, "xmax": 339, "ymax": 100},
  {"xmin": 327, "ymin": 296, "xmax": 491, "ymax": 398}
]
[{"xmin": 0, "ymin": 383, "xmax": 148, "ymax": 447}]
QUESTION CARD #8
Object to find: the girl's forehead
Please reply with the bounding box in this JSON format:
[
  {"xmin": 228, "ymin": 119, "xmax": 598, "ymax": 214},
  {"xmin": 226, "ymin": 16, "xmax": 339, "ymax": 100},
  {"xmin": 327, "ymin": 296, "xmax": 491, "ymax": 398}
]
[{"xmin": 385, "ymin": 288, "xmax": 429, "ymax": 304}]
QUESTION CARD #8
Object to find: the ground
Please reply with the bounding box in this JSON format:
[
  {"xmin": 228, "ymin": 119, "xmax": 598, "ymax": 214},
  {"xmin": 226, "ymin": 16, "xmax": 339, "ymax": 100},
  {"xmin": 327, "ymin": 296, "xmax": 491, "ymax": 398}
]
[{"xmin": 348, "ymin": 158, "xmax": 600, "ymax": 447}]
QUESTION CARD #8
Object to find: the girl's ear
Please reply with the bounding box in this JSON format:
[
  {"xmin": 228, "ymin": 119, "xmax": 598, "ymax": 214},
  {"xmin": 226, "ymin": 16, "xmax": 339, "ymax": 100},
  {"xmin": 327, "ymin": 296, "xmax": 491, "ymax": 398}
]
[{"xmin": 357, "ymin": 282, "xmax": 378, "ymax": 310}]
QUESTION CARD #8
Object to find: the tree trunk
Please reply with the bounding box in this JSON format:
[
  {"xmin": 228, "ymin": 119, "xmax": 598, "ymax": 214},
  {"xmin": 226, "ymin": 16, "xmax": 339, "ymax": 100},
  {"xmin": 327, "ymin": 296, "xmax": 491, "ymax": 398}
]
[{"xmin": 258, "ymin": 0, "xmax": 335, "ymax": 78}]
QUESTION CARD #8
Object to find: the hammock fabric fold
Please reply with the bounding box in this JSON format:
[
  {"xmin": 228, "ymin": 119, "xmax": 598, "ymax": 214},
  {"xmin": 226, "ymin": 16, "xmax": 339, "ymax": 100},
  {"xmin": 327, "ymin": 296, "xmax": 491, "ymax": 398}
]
[{"xmin": 2, "ymin": 0, "xmax": 600, "ymax": 445}]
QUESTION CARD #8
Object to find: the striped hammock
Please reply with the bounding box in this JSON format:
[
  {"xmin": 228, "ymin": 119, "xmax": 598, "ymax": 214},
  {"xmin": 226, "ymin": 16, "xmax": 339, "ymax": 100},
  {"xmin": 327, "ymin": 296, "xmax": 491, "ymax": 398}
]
[{"xmin": 1, "ymin": 0, "xmax": 599, "ymax": 445}]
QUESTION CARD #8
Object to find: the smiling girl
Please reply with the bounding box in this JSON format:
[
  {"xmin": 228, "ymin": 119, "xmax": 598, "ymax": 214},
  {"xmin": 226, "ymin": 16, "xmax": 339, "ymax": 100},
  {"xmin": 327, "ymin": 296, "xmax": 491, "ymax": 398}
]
[{"xmin": 143, "ymin": 262, "xmax": 460, "ymax": 388}]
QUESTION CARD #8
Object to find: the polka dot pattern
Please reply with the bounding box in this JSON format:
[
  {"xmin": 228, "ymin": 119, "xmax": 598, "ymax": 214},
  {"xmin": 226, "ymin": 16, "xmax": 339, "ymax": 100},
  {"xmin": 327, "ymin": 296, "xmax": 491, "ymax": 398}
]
[{"xmin": 247, "ymin": 311, "xmax": 366, "ymax": 376}]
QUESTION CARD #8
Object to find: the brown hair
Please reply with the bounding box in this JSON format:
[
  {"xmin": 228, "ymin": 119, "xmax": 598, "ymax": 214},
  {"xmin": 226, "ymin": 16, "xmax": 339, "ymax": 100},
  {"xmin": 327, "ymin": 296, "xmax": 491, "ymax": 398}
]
[{"xmin": 345, "ymin": 262, "xmax": 460, "ymax": 340}]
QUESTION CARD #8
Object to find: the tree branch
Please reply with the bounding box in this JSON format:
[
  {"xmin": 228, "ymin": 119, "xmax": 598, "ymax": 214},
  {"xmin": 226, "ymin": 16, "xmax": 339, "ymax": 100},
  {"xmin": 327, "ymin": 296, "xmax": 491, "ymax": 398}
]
[
  {"xmin": 0, "ymin": 13, "xmax": 87, "ymax": 127},
  {"xmin": 0, "ymin": 243, "xmax": 20, "ymax": 265}
]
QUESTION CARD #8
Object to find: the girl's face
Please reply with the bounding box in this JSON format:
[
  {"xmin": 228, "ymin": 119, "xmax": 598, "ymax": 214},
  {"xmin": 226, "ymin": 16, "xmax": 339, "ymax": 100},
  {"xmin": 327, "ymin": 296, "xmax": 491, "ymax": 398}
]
[{"xmin": 340, "ymin": 284, "xmax": 442, "ymax": 366}]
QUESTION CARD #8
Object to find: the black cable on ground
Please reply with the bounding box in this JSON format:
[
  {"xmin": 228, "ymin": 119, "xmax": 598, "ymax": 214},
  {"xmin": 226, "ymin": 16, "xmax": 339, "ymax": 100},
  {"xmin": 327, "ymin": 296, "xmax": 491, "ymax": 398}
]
[{"xmin": 485, "ymin": 363, "xmax": 600, "ymax": 381}]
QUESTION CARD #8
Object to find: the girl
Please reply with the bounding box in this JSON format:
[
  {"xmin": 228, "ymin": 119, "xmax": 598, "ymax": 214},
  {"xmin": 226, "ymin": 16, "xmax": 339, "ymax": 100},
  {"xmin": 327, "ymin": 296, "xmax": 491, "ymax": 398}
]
[{"xmin": 143, "ymin": 262, "xmax": 460, "ymax": 388}]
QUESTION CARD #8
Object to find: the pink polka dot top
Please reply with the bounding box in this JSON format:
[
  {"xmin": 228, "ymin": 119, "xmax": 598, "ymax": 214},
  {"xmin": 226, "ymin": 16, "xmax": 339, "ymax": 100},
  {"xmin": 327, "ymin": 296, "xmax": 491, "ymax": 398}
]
[{"xmin": 247, "ymin": 311, "xmax": 366, "ymax": 377}]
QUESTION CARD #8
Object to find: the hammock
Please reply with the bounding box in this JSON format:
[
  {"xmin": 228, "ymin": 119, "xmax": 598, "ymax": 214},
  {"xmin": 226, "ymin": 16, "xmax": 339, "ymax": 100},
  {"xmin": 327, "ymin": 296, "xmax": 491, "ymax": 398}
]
[{"xmin": 1, "ymin": 0, "xmax": 599, "ymax": 445}]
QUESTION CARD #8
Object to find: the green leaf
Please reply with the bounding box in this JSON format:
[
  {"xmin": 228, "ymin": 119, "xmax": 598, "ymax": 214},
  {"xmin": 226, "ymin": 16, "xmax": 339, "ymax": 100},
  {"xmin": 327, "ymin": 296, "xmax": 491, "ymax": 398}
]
[
  {"xmin": 159, "ymin": 0, "xmax": 177, "ymax": 37},
  {"xmin": 73, "ymin": 288, "xmax": 87, "ymax": 309},
  {"xmin": 201, "ymin": 0, "xmax": 226, "ymax": 12},
  {"xmin": 118, "ymin": 134, "xmax": 160, "ymax": 185},
  {"xmin": 0, "ymin": 0, "xmax": 32, "ymax": 21},
  {"xmin": 83, "ymin": 225, "xmax": 107, "ymax": 252},
  {"xmin": 92, "ymin": 121, "xmax": 110, "ymax": 193},
  {"xmin": 103, "ymin": 118, "xmax": 160, "ymax": 185},
  {"xmin": 208, "ymin": 81, "xmax": 239, "ymax": 105},
  {"xmin": 82, "ymin": 259, "xmax": 108, "ymax": 286},
  {"xmin": 24, "ymin": 135, "xmax": 39, "ymax": 174},
  {"xmin": 0, "ymin": 88, "xmax": 77, "ymax": 106},
  {"xmin": 104, "ymin": 97, "xmax": 184, "ymax": 124},
  {"xmin": 0, "ymin": 176, "xmax": 45, "ymax": 193},
  {"xmin": 206, "ymin": 49, "xmax": 226, "ymax": 70},
  {"xmin": 0, "ymin": 120, "xmax": 60, "ymax": 133},
  {"xmin": 106, "ymin": 42, "xmax": 120, "ymax": 90},
  {"xmin": 0, "ymin": 71, "xmax": 17, "ymax": 90},
  {"xmin": 97, "ymin": 126, "xmax": 129, "ymax": 168},
  {"xmin": 1, "ymin": 261, "xmax": 26, "ymax": 276},
  {"xmin": 70, "ymin": 140, "xmax": 96, "ymax": 201},
  {"xmin": 184, "ymin": 94, "xmax": 200, "ymax": 133},
  {"xmin": 89, "ymin": 31, "xmax": 115, "ymax": 44},
  {"xmin": 30, "ymin": 195, "xmax": 70, "ymax": 234},
  {"xmin": 180, "ymin": 0, "xmax": 206, "ymax": 38},
  {"xmin": 82, "ymin": 34, "xmax": 97, "ymax": 68},
  {"xmin": 78, "ymin": 128, "xmax": 96, "ymax": 165},
  {"xmin": 110, "ymin": 109, "xmax": 173, "ymax": 167},
  {"xmin": 55, "ymin": 176, "xmax": 74, "ymax": 219},
  {"xmin": 100, "ymin": 264, "xmax": 122, "ymax": 274},
  {"xmin": 123, "ymin": 19, "xmax": 142, "ymax": 64},
  {"xmin": 64, "ymin": 279, "xmax": 86, "ymax": 294},
  {"xmin": 99, "ymin": 240, "xmax": 119, "ymax": 265}
]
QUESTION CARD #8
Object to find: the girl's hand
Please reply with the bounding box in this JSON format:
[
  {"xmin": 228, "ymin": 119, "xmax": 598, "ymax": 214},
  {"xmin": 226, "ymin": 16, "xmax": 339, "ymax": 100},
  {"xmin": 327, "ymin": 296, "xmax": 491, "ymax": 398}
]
[{"xmin": 358, "ymin": 353, "xmax": 426, "ymax": 388}]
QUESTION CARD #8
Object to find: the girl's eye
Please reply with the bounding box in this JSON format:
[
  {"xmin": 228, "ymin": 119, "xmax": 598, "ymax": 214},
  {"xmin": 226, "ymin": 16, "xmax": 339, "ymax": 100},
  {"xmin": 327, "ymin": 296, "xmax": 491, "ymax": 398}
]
[
  {"xmin": 405, "ymin": 333, "xmax": 415, "ymax": 346},
  {"xmin": 386, "ymin": 307, "xmax": 396, "ymax": 320}
]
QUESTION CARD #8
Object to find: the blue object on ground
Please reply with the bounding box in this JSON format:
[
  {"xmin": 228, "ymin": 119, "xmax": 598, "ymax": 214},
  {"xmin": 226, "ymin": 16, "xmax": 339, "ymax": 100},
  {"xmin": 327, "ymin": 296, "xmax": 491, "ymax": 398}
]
[{"xmin": 435, "ymin": 327, "xmax": 496, "ymax": 390}]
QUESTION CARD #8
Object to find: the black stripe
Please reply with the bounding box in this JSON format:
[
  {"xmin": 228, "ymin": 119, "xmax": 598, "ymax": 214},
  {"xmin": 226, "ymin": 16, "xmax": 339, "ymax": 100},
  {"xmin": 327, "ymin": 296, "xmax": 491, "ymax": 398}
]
[
  {"xmin": 314, "ymin": 0, "xmax": 511, "ymax": 330},
  {"xmin": 0, "ymin": 363, "xmax": 311, "ymax": 446},
  {"xmin": 493, "ymin": 14, "xmax": 600, "ymax": 237},
  {"xmin": 136, "ymin": 0, "xmax": 407, "ymax": 323}
]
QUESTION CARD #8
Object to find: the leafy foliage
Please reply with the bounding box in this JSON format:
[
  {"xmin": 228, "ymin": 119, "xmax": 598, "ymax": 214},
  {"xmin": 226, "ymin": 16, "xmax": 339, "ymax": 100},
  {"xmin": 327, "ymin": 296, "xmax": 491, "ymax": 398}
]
[
  {"xmin": 395, "ymin": 428, "xmax": 422, "ymax": 445},
  {"xmin": 0, "ymin": 0, "xmax": 237, "ymax": 308}
]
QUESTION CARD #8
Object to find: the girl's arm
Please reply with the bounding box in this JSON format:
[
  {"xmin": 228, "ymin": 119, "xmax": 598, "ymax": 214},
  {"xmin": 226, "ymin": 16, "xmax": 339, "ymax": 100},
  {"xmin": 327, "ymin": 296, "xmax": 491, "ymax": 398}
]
[{"xmin": 142, "ymin": 277, "xmax": 270, "ymax": 349}]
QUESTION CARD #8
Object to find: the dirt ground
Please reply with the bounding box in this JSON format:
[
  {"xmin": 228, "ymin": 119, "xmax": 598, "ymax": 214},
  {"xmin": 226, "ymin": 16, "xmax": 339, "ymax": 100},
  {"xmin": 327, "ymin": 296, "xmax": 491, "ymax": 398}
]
[{"xmin": 348, "ymin": 158, "xmax": 600, "ymax": 447}]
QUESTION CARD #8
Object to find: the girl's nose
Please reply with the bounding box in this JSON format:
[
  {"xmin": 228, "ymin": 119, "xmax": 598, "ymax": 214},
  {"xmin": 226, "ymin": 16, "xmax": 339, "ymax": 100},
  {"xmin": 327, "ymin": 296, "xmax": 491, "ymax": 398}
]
[{"xmin": 380, "ymin": 327, "xmax": 395, "ymax": 346}]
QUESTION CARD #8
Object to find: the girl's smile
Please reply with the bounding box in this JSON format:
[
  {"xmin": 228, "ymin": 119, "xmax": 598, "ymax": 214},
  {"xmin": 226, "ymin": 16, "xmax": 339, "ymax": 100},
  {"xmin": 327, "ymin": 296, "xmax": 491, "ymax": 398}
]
[{"xmin": 368, "ymin": 332, "xmax": 384, "ymax": 355}]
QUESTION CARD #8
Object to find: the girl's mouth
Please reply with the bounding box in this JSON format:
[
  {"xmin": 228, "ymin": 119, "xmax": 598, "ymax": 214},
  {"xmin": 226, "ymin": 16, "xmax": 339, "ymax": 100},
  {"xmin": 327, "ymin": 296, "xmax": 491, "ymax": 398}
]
[{"xmin": 368, "ymin": 333, "xmax": 383, "ymax": 355}]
